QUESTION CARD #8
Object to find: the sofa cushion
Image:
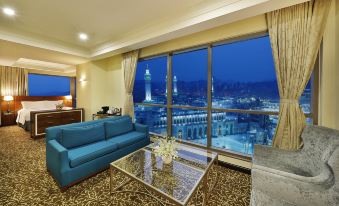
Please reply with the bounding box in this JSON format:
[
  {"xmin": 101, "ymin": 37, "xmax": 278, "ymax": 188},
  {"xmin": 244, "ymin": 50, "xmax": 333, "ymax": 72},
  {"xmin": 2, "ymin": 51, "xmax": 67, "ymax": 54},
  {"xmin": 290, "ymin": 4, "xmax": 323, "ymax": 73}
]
[
  {"xmin": 68, "ymin": 141, "xmax": 118, "ymax": 168},
  {"xmin": 107, "ymin": 131, "xmax": 145, "ymax": 149},
  {"xmin": 61, "ymin": 124, "xmax": 105, "ymax": 149},
  {"xmin": 105, "ymin": 117, "xmax": 133, "ymax": 139}
]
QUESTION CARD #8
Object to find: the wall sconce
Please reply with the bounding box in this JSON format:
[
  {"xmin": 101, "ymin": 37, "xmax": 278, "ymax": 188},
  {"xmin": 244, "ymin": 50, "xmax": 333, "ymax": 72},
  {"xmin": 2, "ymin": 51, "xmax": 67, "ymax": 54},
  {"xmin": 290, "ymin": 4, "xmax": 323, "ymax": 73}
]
[
  {"xmin": 79, "ymin": 78, "xmax": 87, "ymax": 82},
  {"xmin": 4, "ymin": 95, "xmax": 14, "ymax": 113}
]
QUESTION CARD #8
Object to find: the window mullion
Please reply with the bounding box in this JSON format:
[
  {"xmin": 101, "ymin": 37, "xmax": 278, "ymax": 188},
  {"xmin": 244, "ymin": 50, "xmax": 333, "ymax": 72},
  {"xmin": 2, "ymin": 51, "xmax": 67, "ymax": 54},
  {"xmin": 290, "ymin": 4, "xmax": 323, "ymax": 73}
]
[
  {"xmin": 167, "ymin": 53, "xmax": 173, "ymax": 136},
  {"xmin": 207, "ymin": 45, "xmax": 212, "ymax": 148}
]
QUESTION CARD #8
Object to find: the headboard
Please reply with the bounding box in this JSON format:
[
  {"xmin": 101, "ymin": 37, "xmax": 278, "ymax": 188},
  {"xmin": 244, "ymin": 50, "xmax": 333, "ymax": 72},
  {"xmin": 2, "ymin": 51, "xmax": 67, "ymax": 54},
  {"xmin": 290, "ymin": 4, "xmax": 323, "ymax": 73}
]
[{"xmin": 0, "ymin": 96, "xmax": 73, "ymax": 113}]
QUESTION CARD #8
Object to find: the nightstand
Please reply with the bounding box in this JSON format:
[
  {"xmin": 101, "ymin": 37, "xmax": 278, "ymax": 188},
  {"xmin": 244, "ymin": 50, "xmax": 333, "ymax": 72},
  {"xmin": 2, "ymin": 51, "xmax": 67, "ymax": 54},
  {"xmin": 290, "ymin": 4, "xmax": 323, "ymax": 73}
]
[{"xmin": 1, "ymin": 112, "xmax": 17, "ymax": 126}]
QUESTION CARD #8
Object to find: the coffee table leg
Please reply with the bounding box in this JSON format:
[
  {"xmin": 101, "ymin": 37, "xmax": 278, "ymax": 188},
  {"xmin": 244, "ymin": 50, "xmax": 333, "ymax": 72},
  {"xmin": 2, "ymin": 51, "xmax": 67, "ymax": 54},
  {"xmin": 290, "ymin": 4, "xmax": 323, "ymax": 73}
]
[
  {"xmin": 203, "ymin": 174, "xmax": 208, "ymax": 206},
  {"xmin": 203, "ymin": 155, "xmax": 219, "ymax": 205}
]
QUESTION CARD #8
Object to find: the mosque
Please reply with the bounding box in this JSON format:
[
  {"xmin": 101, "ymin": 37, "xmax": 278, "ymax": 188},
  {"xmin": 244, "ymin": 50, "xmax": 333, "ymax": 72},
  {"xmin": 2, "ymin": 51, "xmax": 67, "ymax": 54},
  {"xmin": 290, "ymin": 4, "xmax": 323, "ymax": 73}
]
[{"xmin": 134, "ymin": 69, "xmax": 274, "ymax": 154}]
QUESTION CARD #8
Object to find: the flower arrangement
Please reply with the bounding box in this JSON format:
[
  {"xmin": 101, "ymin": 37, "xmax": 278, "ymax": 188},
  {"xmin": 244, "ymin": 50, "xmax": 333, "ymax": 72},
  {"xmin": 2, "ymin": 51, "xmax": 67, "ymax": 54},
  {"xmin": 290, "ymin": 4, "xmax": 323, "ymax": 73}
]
[
  {"xmin": 56, "ymin": 103, "xmax": 64, "ymax": 110},
  {"xmin": 153, "ymin": 136, "xmax": 178, "ymax": 164}
]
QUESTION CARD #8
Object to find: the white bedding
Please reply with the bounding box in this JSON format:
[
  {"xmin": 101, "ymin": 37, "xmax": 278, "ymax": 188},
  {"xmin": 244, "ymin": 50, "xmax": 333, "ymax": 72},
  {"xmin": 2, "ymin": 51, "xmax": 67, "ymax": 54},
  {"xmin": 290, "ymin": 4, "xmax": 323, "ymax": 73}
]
[
  {"xmin": 16, "ymin": 100, "xmax": 72, "ymax": 125},
  {"xmin": 16, "ymin": 108, "xmax": 41, "ymax": 125}
]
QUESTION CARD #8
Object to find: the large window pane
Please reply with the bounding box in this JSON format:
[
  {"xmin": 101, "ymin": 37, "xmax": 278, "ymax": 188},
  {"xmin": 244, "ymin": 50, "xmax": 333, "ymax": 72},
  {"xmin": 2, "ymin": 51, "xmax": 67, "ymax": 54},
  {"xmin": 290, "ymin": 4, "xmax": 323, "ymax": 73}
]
[
  {"xmin": 134, "ymin": 56, "xmax": 167, "ymax": 104},
  {"xmin": 300, "ymin": 81, "xmax": 312, "ymax": 114},
  {"xmin": 134, "ymin": 105, "xmax": 167, "ymax": 135},
  {"xmin": 212, "ymin": 36, "xmax": 279, "ymax": 111},
  {"xmin": 172, "ymin": 108, "xmax": 207, "ymax": 146},
  {"xmin": 211, "ymin": 112, "xmax": 277, "ymax": 155},
  {"xmin": 28, "ymin": 74, "xmax": 70, "ymax": 96},
  {"xmin": 172, "ymin": 49, "xmax": 208, "ymax": 107}
]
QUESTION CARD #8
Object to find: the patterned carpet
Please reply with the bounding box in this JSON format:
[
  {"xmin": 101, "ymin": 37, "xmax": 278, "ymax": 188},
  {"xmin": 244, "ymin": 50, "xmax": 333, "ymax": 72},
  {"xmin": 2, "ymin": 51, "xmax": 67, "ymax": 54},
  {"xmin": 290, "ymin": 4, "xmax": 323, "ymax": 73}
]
[{"xmin": 0, "ymin": 125, "xmax": 251, "ymax": 206}]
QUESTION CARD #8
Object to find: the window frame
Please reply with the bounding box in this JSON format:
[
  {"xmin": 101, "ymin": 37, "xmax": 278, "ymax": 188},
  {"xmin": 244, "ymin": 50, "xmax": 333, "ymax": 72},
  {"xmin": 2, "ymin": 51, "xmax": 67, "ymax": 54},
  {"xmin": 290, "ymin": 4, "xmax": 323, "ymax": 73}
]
[
  {"xmin": 134, "ymin": 31, "xmax": 319, "ymax": 161},
  {"xmin": 27, "ymin": 73, "xmax": 77, "ymax": 106}
]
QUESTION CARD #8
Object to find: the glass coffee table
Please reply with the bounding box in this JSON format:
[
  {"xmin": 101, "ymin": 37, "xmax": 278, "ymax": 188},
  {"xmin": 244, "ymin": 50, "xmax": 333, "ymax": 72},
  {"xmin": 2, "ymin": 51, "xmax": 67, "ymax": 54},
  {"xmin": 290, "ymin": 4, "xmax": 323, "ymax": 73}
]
[{"xmin": 110, "ymin": 143, "xmax": 218, "ymax": 206}]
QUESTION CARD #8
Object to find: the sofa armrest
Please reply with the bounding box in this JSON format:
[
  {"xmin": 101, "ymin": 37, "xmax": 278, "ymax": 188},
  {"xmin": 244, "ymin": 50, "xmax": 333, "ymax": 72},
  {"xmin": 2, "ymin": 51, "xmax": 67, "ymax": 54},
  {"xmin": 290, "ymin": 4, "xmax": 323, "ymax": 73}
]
[
  {"xmin": 46, "ymin": 140, "xmax": 69, "ymax": 172},
  {"xmin": 253, "ymin": 144, "xmax": 303, "ymax": 171},
  {"xmin": 134, "ymin": 123, "xmax": 149, "ymax": 134}
]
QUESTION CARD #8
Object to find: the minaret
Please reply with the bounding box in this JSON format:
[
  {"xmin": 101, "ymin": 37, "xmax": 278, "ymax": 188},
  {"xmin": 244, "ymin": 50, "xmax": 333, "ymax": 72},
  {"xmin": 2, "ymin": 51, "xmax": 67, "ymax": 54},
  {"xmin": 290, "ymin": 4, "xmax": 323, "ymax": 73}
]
[
  {"xmin": 144, "ymin": 66, "xmax": 152, "ymax": 102},
  {"xmin": 165, "ymin": 75, "xmax": 168, "ymax": 96},
  {"xmin": 211, "ymin": 77, "xmax": 214, "ymax": 94},
  {"xmin": 173, "ymin": 75, "xmax": 178, "ymax": 96}
]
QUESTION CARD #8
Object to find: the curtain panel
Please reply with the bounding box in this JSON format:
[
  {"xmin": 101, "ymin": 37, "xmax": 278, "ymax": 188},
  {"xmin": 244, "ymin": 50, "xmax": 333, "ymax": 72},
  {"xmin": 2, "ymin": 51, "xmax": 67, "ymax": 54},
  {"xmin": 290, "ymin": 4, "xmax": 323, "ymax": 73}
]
[
  {"xmin": 0, "ymin": 66, "xmax": 28, "ymax": 96},
  {"xmin": 122, "ymin": 50, "xmax": 139, "ymax": 119},
  {"xmin": 267, "ymin": 0, "xmax": 332, "ymax": 150}
]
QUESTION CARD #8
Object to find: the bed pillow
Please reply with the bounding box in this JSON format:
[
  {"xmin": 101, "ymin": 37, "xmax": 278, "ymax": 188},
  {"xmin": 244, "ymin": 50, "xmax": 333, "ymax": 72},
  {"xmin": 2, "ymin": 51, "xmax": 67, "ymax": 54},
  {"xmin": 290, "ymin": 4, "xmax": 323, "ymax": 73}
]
[
  {"xmin": 21, "ymin": 101, "xmax": 45, "ymax": 109},
  {"xmin": 61, "ymin": 124, "xmax": 105, "ymax": 149},
  {"xmin": 44, "ymin": 100, "xmax": 63, "ymax": 109}
]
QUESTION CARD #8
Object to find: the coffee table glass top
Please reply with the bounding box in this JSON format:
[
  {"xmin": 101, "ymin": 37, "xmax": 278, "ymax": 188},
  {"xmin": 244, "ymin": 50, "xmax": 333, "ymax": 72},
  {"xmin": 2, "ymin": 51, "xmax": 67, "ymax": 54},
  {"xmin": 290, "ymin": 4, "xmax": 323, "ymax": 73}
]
[{"xmin": 111, "ymin": 143, "xmax": 218, "ymax": 204}]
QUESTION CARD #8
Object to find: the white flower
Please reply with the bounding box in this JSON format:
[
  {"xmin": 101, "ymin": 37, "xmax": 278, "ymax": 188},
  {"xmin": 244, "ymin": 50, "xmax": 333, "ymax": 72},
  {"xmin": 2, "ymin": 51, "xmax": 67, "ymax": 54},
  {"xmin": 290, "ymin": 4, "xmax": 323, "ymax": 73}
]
[{"xmin": 153, "ymin": 136, "xmax": 178, "ymax": 159}]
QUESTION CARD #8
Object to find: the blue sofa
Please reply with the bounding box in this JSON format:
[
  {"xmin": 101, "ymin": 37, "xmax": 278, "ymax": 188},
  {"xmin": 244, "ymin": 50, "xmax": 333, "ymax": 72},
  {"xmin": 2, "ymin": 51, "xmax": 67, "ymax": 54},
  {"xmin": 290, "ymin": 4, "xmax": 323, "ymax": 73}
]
[{"xmin": 45, "ymin": 115, "xmax": 150, "ymax": 188}]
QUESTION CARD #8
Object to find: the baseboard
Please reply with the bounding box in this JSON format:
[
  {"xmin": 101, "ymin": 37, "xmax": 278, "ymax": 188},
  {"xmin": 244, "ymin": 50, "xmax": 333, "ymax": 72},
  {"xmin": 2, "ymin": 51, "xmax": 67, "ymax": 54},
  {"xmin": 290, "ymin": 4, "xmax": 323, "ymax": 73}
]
[{"xmin": 218, "ymin": 160, "xmax": 251, "ymax": 175}]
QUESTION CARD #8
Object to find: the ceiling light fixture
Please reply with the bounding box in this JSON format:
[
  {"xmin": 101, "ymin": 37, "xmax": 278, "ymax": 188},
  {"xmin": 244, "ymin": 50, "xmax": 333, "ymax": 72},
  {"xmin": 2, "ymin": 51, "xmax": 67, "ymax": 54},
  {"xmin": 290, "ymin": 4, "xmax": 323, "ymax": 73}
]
[
  {"xmin": 3, "ymin": 7, "xmax": 15, "ymax": 16},
  {"xmin": 79, "ymin": 33, "xmax": 88, "ymax": 41}
]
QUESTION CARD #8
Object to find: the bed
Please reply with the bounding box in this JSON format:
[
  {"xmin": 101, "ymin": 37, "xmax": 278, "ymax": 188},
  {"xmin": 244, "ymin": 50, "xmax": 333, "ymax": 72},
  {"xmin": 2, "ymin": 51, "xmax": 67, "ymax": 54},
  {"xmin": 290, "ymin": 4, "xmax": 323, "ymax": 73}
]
[
  {"xmin": 13, "ymin": 100, "xmax": 84, "ymax": 138},
  {"xmin": 16, "ymin": 100, "xmax": 67, "ymax": 130}
]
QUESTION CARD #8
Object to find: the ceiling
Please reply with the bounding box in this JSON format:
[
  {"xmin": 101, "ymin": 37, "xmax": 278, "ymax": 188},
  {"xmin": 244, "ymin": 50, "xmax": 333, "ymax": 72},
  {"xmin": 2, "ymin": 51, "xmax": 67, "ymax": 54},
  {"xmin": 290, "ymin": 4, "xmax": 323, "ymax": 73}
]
[{"xmin": 0, "ymin": 0, "xmax": 309, "ymax": 71}]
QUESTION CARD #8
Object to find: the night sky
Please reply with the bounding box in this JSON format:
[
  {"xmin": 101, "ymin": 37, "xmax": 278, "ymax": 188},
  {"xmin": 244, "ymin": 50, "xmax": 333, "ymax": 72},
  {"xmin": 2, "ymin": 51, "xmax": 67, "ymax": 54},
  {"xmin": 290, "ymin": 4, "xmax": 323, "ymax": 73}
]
[
  {"xmin": 135, "ymin": 36, "xmax": 276, "ymax": 82},
  {"xmin": 28, "ymin": 74, "xmax": 70, "ymax": 96},
  {"xmin": 28, "ymin": 36, "xmax": 286, "ymax": 97}
]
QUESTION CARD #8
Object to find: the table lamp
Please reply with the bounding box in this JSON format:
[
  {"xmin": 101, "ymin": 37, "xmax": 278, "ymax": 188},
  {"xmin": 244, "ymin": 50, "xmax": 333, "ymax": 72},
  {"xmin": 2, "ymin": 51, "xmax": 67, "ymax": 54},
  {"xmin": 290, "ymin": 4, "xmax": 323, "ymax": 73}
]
[{"xmin": 4, "ymin": 96, "xmax": 14, "ymax": 113}]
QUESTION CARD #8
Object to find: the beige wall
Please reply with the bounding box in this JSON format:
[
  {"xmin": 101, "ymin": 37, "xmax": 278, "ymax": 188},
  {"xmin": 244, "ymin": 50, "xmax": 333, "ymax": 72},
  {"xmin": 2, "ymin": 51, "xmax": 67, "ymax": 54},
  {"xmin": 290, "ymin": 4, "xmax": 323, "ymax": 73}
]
[
  {"xmin": 76, "ymin": 54, "xmax": 123, "ymax": 121},
  {"xmin": 319, "ymin": 0, "xmax": 339, "ymax": 129},
  {"xmin": 140, "ymin": 15, "xmax": 267, "ymax": 58},
  {"xmin": 27, "ymin": 69, "xmax": 75, "ymax": 77}
]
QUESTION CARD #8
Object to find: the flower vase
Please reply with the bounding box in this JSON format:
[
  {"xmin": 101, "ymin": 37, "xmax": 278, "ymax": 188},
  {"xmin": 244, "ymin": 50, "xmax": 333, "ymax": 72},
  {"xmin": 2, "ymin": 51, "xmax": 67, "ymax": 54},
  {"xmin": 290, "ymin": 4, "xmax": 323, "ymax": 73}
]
[{"xmin": 162, "ymin": 155, "xmax": 173, "ymax": 164}]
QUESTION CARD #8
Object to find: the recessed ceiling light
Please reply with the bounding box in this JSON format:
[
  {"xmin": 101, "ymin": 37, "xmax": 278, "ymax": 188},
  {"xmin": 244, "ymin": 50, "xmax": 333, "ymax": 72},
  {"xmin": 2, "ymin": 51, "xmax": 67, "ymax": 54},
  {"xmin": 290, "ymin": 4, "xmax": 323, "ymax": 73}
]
[
  {"xmin": 79, "ymin": 33, "xmax": 88, "ymax": 41},
  {"xmin": 3, "ymin": 7, "xmax": 15, "ymax": 16}
]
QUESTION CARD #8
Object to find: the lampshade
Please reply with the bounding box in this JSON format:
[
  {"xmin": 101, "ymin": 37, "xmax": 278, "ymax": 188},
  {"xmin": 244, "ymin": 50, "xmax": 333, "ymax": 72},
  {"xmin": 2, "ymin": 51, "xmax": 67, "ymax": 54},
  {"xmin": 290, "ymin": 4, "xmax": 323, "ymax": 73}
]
[
  {"xmin": 65, "ymin": 95, "xmax": 72, "ymax": 100},
  {"xmin": 4, "ymin": 96, "xmax": 14, "ymax": 101}
]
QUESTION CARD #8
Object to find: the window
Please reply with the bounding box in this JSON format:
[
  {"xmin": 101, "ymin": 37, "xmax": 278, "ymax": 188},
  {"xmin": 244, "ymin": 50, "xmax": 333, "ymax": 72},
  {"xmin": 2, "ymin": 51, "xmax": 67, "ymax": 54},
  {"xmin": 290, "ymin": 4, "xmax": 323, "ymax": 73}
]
[
  {"xmin": 172, "ymin": 49, "xmax": 208, "ymax": 107},
  {"xmin": 134, "ymin": 34, "xmax": 317, "ymax": 157},
  {"xmin": 211, "ymin": 111, "xmax": 277, "ymax": 155},
  {"xmin": 172, "ymin": 108, "xmax": 207, "ymax": 146},
  {"xmin": 134, "ymin": 56, "xmax": 167, "ymax": 104},
  {"xmin": 212, "ymin": 36, "xmax": 279, "ymax": 111},
  {"xmin": 134, "ymin": 105, "xmax": 167, "ymax": 136},
  {"xmin": 28, "ymin": 74, "xmax": 71, "ymax": 96},
  {"xmin": 133, "ymin": 56, "xmax": 168, "ymax": 136}
]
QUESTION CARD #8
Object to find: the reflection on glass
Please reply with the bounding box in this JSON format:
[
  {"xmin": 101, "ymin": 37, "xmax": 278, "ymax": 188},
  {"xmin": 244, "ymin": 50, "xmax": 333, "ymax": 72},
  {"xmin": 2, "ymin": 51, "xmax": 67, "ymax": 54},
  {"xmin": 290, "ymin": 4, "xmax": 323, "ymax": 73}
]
[
  {"xmin": 133, "ymin": 56, "xmax": 167, "ymax": 104},
  {"xmin": 208, "ymin": 112, "xmax": 277, "ymax": 155},
  {"xmin": 172, "ymin": 108, "xmax": 207, "ymax": 146},
  {"xmin": 112, "ymin": 144, "xmax": 217, "ymax": 204},
  {"xmin": 172, "ymin": 49, "xmax": 208, "ymax": 107},
  {"xmin": 134, "ymin": 105, "xmax": 167, "ymax": 135}
]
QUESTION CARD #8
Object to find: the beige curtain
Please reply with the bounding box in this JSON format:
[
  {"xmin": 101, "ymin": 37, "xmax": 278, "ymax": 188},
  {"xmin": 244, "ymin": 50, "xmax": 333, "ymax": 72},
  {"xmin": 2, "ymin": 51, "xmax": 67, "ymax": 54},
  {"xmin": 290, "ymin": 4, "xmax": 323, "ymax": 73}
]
[
  {"xmin": 0, "ymin": 66, "xmax": 28, "ymax": 96},
  {"xmin": 267, "ymin": 0, "xmax": 332, "ymax": 150},
  {"xmin": 122, "ymin": 50, "xmax": 139, "ymax": 119}
]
